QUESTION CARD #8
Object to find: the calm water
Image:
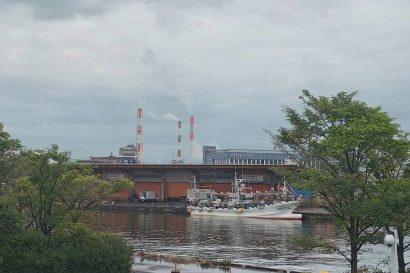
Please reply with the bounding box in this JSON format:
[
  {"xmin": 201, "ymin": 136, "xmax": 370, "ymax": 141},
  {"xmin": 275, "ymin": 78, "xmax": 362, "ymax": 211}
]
[{"xmin": 96, "ymin": 211, "xmax": 406, "ymax": 273}]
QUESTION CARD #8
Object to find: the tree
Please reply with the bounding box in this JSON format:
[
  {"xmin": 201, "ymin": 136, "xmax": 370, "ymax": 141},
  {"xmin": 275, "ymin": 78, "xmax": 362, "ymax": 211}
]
[
  {"xmin": 363, "ymin": 117, "xmax": 410, "ymax": 273},
  {"xmin": 110, "ymin": 178, "xmax": 134, "ymax": 193},
  {"xmin": 372, "ymin": 177, "xmax": 410, "ymax": 273},
  {"xmin": 0, "ymin": 131, "xmax": 134, "ymax": 272},
  {"xmin": 17, "ymin": 145, "xmax": 77, "ymax": 236},
  {"xmin": 1, "ymin": 146, "xmax": 134, "ymax": 273},
  {"xmin": 0, "ymin": 123, "xmax": 22, "ymax": 193},
  {"xmin": 369, "ymin": 129, "xmax": 410, "ymax": 273},
  {"xmin": 61, "ymin": 175, "xmax": 111, "ymax": 223},
  {"xmin": 1, "ymin": 223, "xmax": 133, "ymax": 273},
  {"xmin": 0, "ymin": 197, "xmax": 22, "ymax": 273},
  {"xmin": 273, "ymin": 90, "xmax": 407, "ymax": 273},
  {"xmin": 60, "ymin": 224, "xmax": 133, "ymax": 273}
]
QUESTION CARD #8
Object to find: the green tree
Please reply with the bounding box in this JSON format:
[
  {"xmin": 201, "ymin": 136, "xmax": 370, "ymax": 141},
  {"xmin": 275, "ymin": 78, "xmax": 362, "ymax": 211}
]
[
  {"xmin": 273, "ymin": 90, "xmax": 407, "ymax": 273},
  {"xmin": 1, "ymin": 224, "xmax": 133, "ymax": 273},
  {"xmin": 61, "ymin": 175, "xmax": 111, "ymax": 223},
  {"xmin": 0, "ymin": 197, "xmax": 22, "ymax": 273},
  {"xmin": 17, "ymin": 145, "xmax": 77, "ymax": 236},
  {"xmin": 0, "ymin": 134, "xmax": 134, "ymax": 272},
  {"xmin": 365, "ymin": 118, "xmax": 410, "ymax": 273},
  {"xmin": 60, "ymin": 224, "xmax": 133, "ymax": 273},
  {"xmin": 110, "ymin": 178, "xmax": 134, "ymax": 193},
  {"xmin": 0, "ymin": 197, "xmax": 22, "ymax": 242},
  {"xmin": 0, "ymin": 123, "xmax": 22, "ymax": 193},
  {"xmin": 373, "ymin": 178, "xmax": 410, "ymax": 273}
]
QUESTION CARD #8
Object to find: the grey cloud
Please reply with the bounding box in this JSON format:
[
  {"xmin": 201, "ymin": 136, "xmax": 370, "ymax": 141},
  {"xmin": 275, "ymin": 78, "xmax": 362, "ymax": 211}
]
[
  {"xmin": 141, "ymin": 0, "xmax": 234, "ymax": 33},
  {"xmin": 140, "ymin": 49, "xmax": 159, "ymax": 68},
  {"xmin": 0, "ymin": 0, "xmax": 130, "ymax": 20},
  {"xmin": 0, "ymin": 0, "xmax": 409, "ymax": 163}
]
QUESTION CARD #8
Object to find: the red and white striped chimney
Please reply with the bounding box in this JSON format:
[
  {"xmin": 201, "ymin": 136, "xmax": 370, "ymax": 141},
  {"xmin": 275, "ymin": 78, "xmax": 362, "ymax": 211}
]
[
  {"xmin": 135, "ymin": 108, "xmax": 143, "ymax": 164},
  {"xmin": 189, "ymin": 115, "xmax": 194, "ymax": 164},
  {"xmin": 177, "ymin": 120, "xmax": 182, "ymax": 162}
]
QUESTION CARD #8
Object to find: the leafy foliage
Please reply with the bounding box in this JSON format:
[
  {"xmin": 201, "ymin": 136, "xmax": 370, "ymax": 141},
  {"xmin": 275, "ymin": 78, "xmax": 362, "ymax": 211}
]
[
  {"xmin": 372, "ymin": 178, "xmax": 410, "ymax": 273},
  {"xmin": 109, "ymin": 178, "xmax": 134, "ymax": 193},
  {"xmin": 61, "ymin": 224, "xmax": 134, "ymax": 273},
  {"xmin": 61, "ymin": 175, "xmax": 111, "ymax": 223},
  {"xmin": 273, "ymin": 91, "xmax": 409, "ymax": 273},
  {"xmin": 0, "ymin": 197, "xmax": 23, "ymax": 270},
  {"xmin": 0, "ymin": 123, "xmax": 22, "ymax": 192},
  {"xmin": 0, "ymin": 134, "xmax": 133, "ymax": 273},
  {"xmin": 15, "ymin": 145, "xmax": 78, "ymax": 236},
  {"xmin": 0, "ymin": 223, "xmax": 133, "ymax": 273}
]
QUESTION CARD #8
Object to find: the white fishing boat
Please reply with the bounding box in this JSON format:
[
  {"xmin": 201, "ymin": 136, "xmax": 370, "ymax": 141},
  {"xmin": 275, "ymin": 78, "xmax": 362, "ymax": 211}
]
[{"xmin": 186, "ymin": 174, "xmax": 302, "ymax": 220}]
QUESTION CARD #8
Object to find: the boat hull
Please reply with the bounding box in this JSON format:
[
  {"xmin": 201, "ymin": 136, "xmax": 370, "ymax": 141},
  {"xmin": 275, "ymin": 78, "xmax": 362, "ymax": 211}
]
[{"xmin": 187, "ymin": 201, "xmax": 301, "ymax": 220}]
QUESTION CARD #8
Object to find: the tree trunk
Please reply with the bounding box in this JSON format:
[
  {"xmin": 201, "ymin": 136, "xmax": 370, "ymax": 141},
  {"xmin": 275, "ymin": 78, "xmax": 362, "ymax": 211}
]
[
  {"xmin": 349, "ymin": 219, "xmax": 359, "ymax": 273},
  {"xmin": 351, "ymin": 244, "xmax": 358, "ymax": 273},
  {"xmin": 397, "ymin": 228, "xmax": 406, "ymax": 273}
]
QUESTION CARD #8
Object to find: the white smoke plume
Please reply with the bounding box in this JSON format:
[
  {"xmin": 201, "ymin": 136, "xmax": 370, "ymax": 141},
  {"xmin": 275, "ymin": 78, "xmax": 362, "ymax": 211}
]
[
  {"xmin": 162, "ymin": 113, "xmax": 179, "ymax": 122},
  {"xmin": 190, "ymin": 141, "xmax": 203, "ymax": 164},
  {"xmin": 175, "ymin": 88, "xmax": 193, "ymax": 113},
  {"xmin": 148, "ymin": 112, "xmax": 179, "ymax": 122}
]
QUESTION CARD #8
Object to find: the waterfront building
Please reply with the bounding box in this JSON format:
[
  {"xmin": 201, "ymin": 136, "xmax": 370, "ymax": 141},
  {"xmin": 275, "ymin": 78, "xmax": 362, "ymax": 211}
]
[{"xmin": 92, "ymin": 164, "xmax": 295, "ymax": 202}]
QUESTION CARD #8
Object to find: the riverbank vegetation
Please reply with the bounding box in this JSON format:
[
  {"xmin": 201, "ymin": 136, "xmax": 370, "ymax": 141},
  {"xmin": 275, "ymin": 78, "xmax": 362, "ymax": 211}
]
[
  {"xmin": 271, "ymin": 91, "xmax": 409, "ymax": 273},
  {"xmin": 0, "ymin": 123, "xmax": 133, "ymax": 273},
  {"xmin": 137, "ymin": 250, "xmax": 232, "ymax": 270}
]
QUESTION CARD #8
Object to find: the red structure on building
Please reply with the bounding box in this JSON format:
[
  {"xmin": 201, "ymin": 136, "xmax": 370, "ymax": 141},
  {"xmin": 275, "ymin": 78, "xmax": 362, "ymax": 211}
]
[
  {"xmin": 135, "ymin": 108, "xmax": 143, "ymax": 164},
  {"xmin": 189, "ymin": 116, "xmax": 194, "ymax": 163}
]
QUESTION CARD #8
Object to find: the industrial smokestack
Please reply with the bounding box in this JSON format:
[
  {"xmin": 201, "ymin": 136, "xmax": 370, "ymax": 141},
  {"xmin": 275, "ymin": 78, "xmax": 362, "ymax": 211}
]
[
  {"xmin": 177, "ymin": 120, "xmax": 182, "ymax": 162},
  {"xmin": 189, "ymin": 115, "xmax": 194, "ymax": 164},
  {"xmin": 136, "ymin": 108, "xmax": 143, "ymax": 164}
]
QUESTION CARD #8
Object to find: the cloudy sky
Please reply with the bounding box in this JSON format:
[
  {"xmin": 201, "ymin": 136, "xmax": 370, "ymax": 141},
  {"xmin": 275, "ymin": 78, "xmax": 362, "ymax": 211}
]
[{"xmin": 1, "ymin": 0, "xmax": 409, "ymax": 163}]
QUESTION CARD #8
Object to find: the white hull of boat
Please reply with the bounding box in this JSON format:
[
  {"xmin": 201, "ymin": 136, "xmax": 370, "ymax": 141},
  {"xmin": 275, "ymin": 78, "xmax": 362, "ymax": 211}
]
[{"xmin": 188, "ymin": 201, "xmax": 302, "ymax": 220}]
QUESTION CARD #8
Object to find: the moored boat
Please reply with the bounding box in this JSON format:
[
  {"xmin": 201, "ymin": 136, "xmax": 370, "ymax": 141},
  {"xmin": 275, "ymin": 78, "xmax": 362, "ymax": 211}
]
[{"xmin": 186, "ymin": 174, "xmax": 302, "ymax": 220}]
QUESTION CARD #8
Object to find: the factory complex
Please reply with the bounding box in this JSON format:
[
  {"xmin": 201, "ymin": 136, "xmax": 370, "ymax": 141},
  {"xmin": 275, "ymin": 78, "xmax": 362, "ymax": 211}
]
[{"xmin": 77, "ymin": 108, "xmax": 300, "ymax": 201}]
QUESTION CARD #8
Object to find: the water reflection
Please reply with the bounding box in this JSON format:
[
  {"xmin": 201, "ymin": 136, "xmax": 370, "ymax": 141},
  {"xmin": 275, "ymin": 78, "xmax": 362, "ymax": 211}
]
[{"xmin": 96, "ymin": 212, "xmax": 401, "ymax": 273}]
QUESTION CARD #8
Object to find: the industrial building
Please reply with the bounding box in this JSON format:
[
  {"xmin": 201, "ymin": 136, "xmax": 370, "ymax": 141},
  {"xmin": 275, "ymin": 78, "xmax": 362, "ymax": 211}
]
[
  {"xmin": 93, "ymin": 164, "xmax": 296, "ymax": 201},
  {"xmin": 119, "ymin": 144, "xmax": 136, "ymax": 157},
  {"xmin": 76, "ymin": 144, "xmax": 137, "ymax": 165},
  {"xmin": 203, "ymin": 146, "xmax": 299, "ymax": 165}
]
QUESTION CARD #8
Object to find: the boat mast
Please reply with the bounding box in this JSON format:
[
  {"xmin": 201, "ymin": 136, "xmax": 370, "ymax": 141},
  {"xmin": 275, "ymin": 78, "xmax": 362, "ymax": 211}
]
[
  {"xmin": 190, "ymin": 176, "xmax": 199, "ymax": 202},
  {"xmin": 233, "ymin": 172, "xmax": 240, "ymax": 197}
]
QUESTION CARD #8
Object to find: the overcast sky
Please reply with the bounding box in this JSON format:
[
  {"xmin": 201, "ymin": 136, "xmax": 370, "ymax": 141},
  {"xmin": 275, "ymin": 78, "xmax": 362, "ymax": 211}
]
[{"xmin": 1, "ymin": 0, "xmax": 409, "ymax": 163}]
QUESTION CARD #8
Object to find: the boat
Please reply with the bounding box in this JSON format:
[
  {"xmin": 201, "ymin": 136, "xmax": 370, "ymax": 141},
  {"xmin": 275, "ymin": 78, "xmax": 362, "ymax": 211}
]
[{"xmin": 186, "ymin": 174, "xmax": 302, "ymax": 220}]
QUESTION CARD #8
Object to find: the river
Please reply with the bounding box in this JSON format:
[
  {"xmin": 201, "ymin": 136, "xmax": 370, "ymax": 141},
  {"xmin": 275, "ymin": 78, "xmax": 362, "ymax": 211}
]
[{"xmin": 95, "ymin": 211, "xmax": 408, "ymax": 273}]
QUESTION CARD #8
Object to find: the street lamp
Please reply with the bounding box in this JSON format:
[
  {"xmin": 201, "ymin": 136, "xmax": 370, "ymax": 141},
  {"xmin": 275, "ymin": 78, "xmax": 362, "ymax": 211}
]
[{"xmin": 384, "ymin": 230, "xmax": 398, "ymax": 273}]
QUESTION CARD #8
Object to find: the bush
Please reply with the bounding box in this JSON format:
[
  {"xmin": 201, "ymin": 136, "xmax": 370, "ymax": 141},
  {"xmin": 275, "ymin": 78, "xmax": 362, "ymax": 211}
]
[
  {"xmin": 1, "ymin": 224, "xmax": 133, "ymax": 273},
  {"xmin": 61, "ymin": 224, "xmax": 134, "ymax": 273},
  {"xmin": 1, "ymin": 229, "xmax": 66, "ymax": 273}
]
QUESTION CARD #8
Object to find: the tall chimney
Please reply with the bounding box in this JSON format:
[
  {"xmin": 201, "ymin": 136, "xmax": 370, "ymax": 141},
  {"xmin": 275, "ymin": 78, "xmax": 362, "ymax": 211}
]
[
  {"xmin": 177, "ymin": 120, "xmax": 182, "ymax": 162},
  {"xmin": 189, "ymin": 115, "xmax": 194, "ymax": 164},
  {"xmin": 136, "ymin": 108, "xmax": 143, "ymax": 164}
]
